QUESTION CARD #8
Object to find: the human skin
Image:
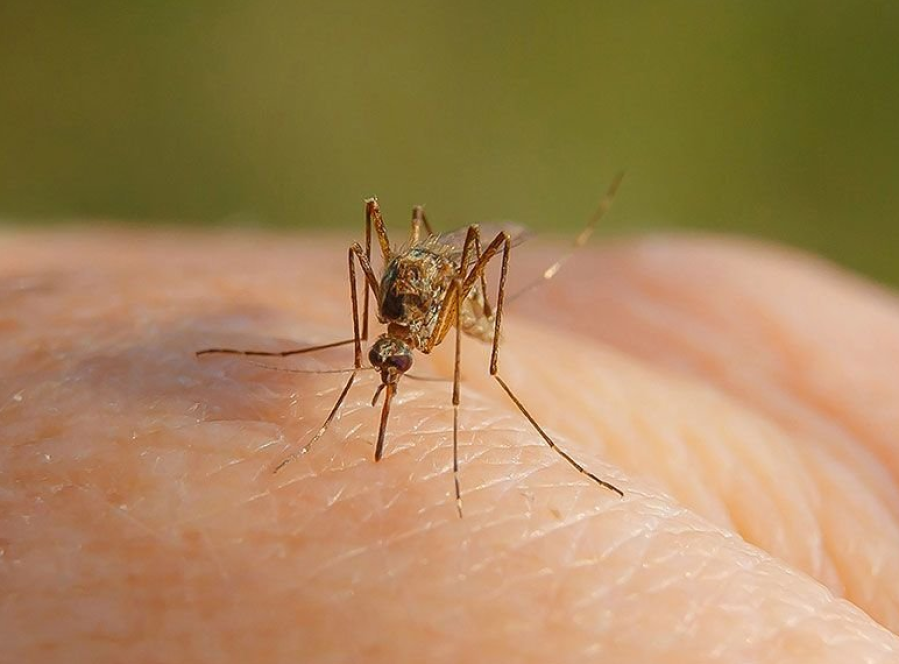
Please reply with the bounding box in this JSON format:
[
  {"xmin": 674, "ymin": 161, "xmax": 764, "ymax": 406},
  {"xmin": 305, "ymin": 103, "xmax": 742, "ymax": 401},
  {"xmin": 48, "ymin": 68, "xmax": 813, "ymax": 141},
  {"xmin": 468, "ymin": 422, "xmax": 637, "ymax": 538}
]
[{"xmin": 2, "ymin": 229, "xmax": 899, "ymax": 663}]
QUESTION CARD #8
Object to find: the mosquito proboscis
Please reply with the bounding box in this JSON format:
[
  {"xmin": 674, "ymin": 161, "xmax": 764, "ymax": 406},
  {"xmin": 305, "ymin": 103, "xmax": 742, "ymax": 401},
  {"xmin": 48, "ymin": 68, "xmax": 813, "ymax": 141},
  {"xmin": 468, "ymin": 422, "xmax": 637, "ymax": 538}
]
[{"xmin": 197, "ymin": 174, "xmax": 625, "ymax": 516}]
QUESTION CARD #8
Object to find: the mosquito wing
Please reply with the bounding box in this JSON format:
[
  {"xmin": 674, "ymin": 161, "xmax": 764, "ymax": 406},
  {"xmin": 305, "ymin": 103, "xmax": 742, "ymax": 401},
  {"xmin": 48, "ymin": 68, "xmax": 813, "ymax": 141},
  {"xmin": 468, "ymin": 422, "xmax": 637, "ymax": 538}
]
[{"xmin": 429, "ymin": 222, "xmax": 532, "ymax": 257}]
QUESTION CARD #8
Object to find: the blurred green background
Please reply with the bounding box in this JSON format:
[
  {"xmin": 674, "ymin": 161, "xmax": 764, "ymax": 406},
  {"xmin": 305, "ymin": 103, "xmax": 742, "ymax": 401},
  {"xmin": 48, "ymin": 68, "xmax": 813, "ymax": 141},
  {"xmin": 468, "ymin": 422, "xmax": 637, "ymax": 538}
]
[{"xmin": 1, "ymin": 2, "xmax": 898, "ymax": 282}]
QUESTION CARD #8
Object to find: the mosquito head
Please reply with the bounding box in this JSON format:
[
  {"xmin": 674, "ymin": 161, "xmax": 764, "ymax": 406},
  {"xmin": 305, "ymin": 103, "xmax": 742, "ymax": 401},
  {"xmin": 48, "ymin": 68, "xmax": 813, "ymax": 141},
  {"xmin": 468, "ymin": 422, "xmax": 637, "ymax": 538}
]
[{"xmin": 368, "ymin": 335, "xmax": 413, "ymax": 385}]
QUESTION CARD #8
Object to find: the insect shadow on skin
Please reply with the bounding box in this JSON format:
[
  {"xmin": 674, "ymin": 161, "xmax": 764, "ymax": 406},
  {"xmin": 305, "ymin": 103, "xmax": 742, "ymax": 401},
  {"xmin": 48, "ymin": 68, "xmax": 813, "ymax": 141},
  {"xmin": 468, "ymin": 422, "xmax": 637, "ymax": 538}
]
[{"xmin": 197, "ymin": 173, "xmax": 626, "ymax": 517}]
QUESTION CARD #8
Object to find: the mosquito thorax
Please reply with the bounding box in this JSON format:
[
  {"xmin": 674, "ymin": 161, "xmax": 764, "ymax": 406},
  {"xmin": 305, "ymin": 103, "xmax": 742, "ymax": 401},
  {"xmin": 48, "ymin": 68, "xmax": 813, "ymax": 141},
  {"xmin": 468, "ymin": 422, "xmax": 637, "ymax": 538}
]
[
  {"xmin": 378, "ymin": 247, "xmax": 456, "ymax": 347},
  {"xmin": 368, "ymin": 335, "xmax": 413, "ymax": 383}
]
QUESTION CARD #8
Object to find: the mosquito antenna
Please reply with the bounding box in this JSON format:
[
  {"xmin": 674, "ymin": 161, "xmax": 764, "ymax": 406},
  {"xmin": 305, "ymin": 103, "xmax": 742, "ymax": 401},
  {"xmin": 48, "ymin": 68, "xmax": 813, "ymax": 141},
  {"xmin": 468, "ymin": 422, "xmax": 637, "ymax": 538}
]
[{"xmin": 507, "ymin": 171, "xmax": 624, "ymax": 304}]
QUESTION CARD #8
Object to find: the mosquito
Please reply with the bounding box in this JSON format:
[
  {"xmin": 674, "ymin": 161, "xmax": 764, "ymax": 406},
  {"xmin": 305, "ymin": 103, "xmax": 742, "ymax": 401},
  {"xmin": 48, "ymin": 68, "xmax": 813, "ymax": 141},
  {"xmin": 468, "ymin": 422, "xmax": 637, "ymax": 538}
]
[{"xmin": 197, "ymin": 173, "xmax": 625, "ymax": 516}]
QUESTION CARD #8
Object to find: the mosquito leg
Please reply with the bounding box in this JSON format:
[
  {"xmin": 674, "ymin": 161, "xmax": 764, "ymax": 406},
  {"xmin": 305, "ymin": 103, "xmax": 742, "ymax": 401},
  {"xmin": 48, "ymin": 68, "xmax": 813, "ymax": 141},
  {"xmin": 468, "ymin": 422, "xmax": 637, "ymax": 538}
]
[
  {"xmin": 196, "ymin": 337, "xmax": 356, "ymax": 358},
  {"xmin": 245, "ymin": 363, "xmax": 359, "ymax": 376},
  {"xmin": 414, "ymin": 229, "xmax": 480, "ymax": 514},
  {"xmin": 274, "ymin": 244, "xmax": 365, "ymax": 473},
  {"xmin": 350, "ymin": 242, "xmax": 381, "ymax": 302},
  {"xmin": 491, "ymin": 376, "xmax": 623, "ymax": 496},
  {"xmin": 363, "ymin": 199, "xmax": 373, "ymax": 340},
  {"xmin": 469, "ymin": 225, "xmax": 493, "ymax": 318},
  {"xmin": 425, "ymin": 230, "xmax": 622, "ymax": 502},
  {"xmin": 197, "ymin": 244, "xmax": 378, "ymax": 360},
  {"xmin": 452, "ymin": 276, "xmax": 464, "ymax": 518},
  {"xmin": 365, "ymin": 197, "xmax": 392, "ymax": 262},
  {"xmin": 409, "ymin": 205, "xmax": 435, "ymax": 244},
  {"xmin": 422, "ymin": 227, "xmax": 507, "ymax": 354},
  {"xmin": 488, "ymin": 233, "xmax": 623, "ymax": 497},
  {"xmin": 410, "ymin": 212, "xmax": 421, "ymax": 245},
  {"xmin": 507, "ymin": 171, "xmax": 624, "ymax": 304},
  {"xmin": 274, "ymin": 371, "xmax": 357, "ymax": 473},
  {"xmin": 421, "ymin": 225, "xmax": 481, "ymax": 352},
  {"xmin": 364, "ymin": 197, "xmax": 393, "ymax": 340},
  {"xmin": 363, "ymin": 197, "xmax": 395, "ymax": 337},
  {"xmin": 456, "ymin": 223, "xmax": 489, "ymax": 305},
  {"xmin": 418, "ymin": 206, "xmax": 435, "ymax": 236},
  {"xmin": 458, "ymin": 225, "xmax": 478, "ymax": 274}
]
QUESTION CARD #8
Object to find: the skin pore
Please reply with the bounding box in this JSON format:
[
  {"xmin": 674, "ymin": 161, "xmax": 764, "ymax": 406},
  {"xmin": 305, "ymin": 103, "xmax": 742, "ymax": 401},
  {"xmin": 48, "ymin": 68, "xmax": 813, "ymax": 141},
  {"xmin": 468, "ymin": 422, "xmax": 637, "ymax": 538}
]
[{"xmin": 2, "ymin": 229, "xmax": 899, "ymax": 662}]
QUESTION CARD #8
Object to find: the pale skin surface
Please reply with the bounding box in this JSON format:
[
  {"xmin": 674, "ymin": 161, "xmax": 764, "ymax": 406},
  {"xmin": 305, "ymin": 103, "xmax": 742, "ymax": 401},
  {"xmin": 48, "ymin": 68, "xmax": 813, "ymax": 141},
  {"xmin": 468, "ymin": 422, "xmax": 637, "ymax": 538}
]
[{"xmin": 2, "ymin": 228, "xmax": 899, "ymax": 663}]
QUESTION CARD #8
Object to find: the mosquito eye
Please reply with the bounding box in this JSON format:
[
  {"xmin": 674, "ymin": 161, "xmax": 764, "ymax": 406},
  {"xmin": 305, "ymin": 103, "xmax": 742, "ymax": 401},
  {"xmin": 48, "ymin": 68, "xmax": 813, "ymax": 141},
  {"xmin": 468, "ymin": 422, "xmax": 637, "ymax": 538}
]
[
  {"xmin": 388, "ymin": 353, "xmax": 413, "ymax": 374},
  {"xmin": 368, "ymin": 346, "xmax": 381, "ymax": 367}
]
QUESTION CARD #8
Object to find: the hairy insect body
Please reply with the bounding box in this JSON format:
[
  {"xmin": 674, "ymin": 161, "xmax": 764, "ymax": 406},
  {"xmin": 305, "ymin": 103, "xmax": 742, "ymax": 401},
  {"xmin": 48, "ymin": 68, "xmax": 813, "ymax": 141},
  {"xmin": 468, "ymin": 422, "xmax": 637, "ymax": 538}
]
[
  {"xmin": 378, "ymin": 240, "xmax": 498, "ymax": 350},
  {"xmin": 378, "ymin": 245, "xmax": 456, "ymax": 350}
]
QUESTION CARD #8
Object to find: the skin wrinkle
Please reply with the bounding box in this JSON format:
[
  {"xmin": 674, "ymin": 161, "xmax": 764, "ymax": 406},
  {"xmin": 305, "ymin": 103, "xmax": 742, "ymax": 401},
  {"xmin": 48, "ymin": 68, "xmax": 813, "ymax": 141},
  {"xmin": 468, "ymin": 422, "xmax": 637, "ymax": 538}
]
[
  {"xmin": 667, "ymin": 550, "xmax": 727, "ymax": 637},
  {"xmin": 595, "ymin": 505, "xmax": 686, "ymax": 586},
  {"xmin": 800, "ymin": 442, "xmax": 899, "ymax": 617},
  {"xmin": 528, "ymin": 296, "xmax": 895, "ymax": 624},
  {"xmin": 807, "ymin": 462, "xmax": 869, "ymax": 598},
  {"xmin": 500, "ymin": 340, "xmax": 899, "ymax": 652},
  {"xmin": 566, "ymin": 238, "xmax": 899, "ymax": 514},
  {"xmin": 807, "ymin": 456, "xmax": 899, "ymax": 628},
  {"xmin": 703, "ymin": 554, "xmax": 774, "ymax": 639},
  {"xmin": 742, "ymin": 292, "xmax": 897, "ymax": 493},
  {"xmin": 526, "ymin": 322, "xmax": 845, "ymax": 584},
  {"xmin": 466, "ymin": 452, "xmax": 571, "ymax": 509},
  {"xmin": 713, "ymin": 423, "xmax": 828, "ymax": 582}
]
